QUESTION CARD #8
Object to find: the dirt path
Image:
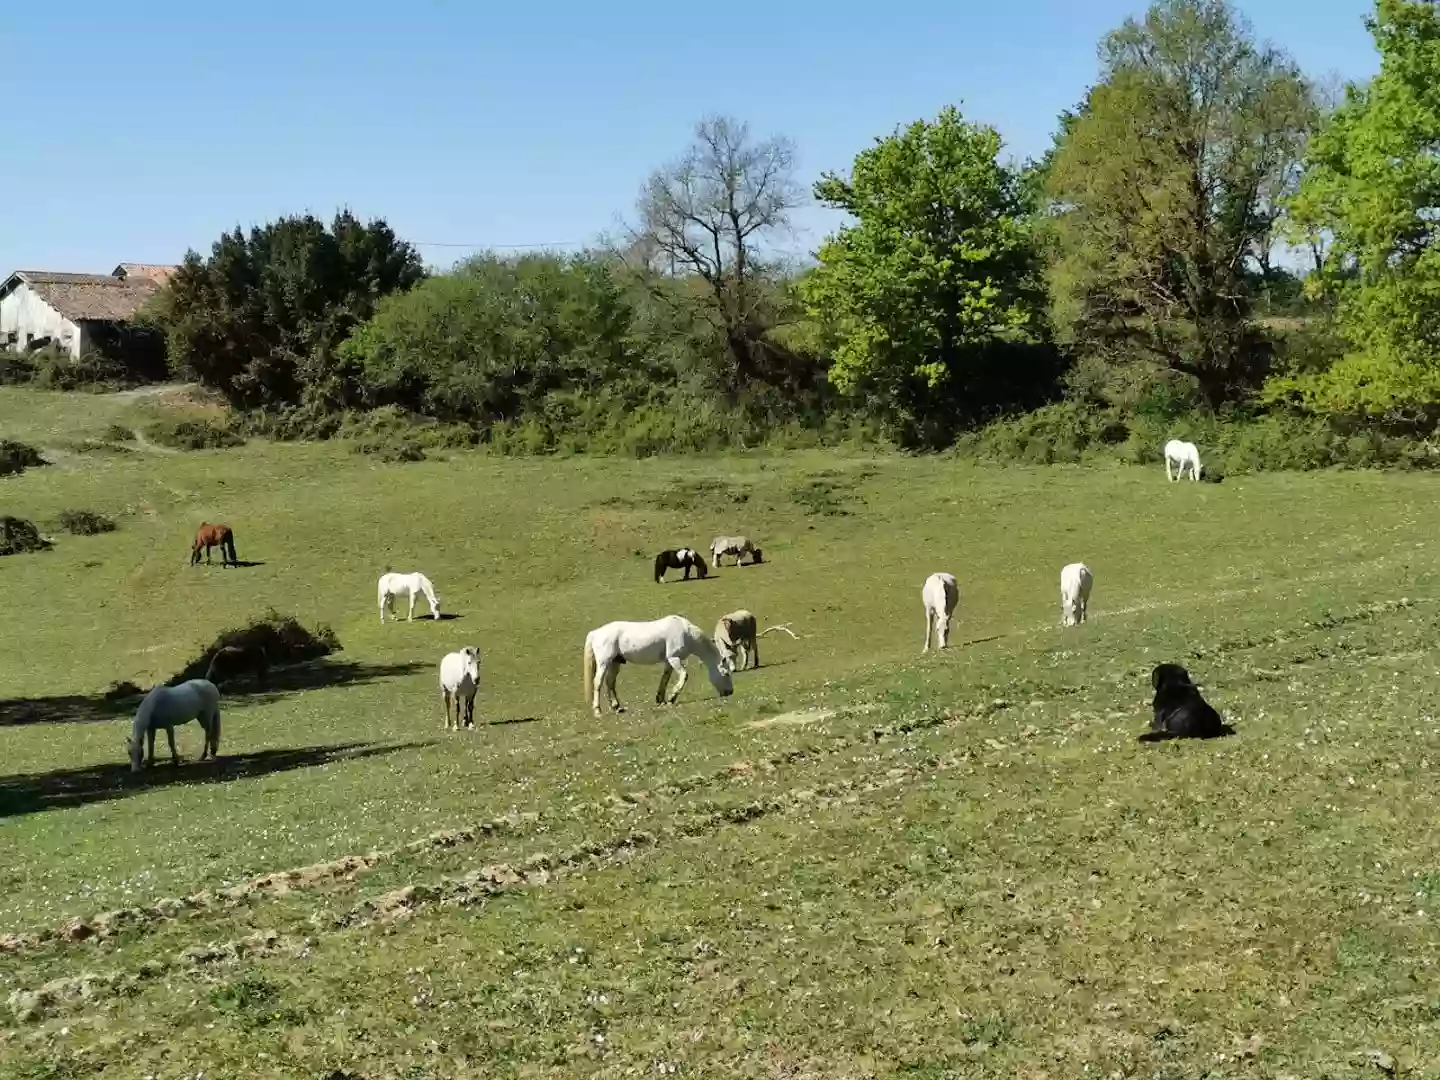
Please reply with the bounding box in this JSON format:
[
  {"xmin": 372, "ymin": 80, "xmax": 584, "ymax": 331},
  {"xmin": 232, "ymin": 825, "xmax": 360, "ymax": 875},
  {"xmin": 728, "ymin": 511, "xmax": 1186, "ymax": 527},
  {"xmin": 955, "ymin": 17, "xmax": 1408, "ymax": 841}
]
[{"xmin": 107, "ymin": 382, "xmax": 196, "ymax": 403}]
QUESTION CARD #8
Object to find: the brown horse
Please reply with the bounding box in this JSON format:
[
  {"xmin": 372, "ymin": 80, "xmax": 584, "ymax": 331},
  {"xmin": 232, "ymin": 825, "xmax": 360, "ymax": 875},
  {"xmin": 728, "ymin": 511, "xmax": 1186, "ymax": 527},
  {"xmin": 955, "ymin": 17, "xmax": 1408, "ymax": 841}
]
[
  {"xmin": 205, "ymin": 643, "xmax": 269, "ymax": 689},
  {"xmin": 190, "ymin": 522, "xmax": 238, "ymax": 567}
]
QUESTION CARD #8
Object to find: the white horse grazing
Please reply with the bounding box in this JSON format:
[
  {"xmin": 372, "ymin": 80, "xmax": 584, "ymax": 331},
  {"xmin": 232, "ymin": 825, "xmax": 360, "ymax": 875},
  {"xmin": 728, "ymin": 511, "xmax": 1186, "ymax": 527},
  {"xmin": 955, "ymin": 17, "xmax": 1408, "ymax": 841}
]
[
  {"xmin": 439, "ymin": 646, "xmax": 481, "ymax": 731},
  {"xmin": 379, "ymin": 571, "xmax": 441, "ymax": 622},
  {"xmin": 128, "ymin": 679, "xmax": 221, "ymax": 773},
  {"xmin": 1059, "ymin": 562, "xmax": 1094, "ymax": 627},
  {"xmin": 582, "ymin": 615, "xmax": 734, "ymax": 718},
  {"xmin": 1164, "ymin": 439, "xmax": 1203, "ymax": 482},
  {"xmin": 921, "ymin": 572, "xmax": 960, "ymax": 653},
  {"xmin": 709, "ymin": 535, "xmax": 763, "ymax": 567}
]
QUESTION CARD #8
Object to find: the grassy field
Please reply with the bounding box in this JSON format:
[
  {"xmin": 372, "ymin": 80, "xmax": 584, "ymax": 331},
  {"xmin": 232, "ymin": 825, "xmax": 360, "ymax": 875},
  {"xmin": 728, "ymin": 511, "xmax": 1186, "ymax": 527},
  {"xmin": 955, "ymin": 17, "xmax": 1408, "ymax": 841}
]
[{"xmin": 2, "ymin": 385, "xmax": 1439, "ymax": 1078}]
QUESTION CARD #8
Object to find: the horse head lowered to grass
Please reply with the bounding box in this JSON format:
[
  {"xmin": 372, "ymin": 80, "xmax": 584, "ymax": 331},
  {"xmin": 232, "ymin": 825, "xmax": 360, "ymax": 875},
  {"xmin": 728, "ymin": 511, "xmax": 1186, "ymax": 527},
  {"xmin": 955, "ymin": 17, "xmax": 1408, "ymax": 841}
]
[
  {"xmin": 127, "ymin": 679, "xmax": 222, "ymax": 773},
  {"xmin": 190, "ymin": 523, "xmax": 238, "ymax": 567},
  {"xmin": 582, "ymin": 615, "xmax": 733, "ymax": 718}
]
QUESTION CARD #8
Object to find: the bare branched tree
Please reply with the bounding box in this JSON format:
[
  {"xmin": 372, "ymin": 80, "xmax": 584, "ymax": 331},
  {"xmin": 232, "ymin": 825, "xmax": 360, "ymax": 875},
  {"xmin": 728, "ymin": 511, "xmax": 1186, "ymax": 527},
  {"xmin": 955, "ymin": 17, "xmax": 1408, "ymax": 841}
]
[{"xmin": 629, "ymin": 115, "xmax": 805, "ymax": 392}]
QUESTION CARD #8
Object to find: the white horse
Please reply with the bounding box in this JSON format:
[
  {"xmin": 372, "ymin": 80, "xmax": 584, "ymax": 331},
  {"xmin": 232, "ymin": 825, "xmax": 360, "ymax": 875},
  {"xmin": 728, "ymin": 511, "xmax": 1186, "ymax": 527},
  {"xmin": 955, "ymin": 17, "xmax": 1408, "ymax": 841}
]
[
  {"xmin": 1164, "ymin": 439, "xmax": 1203, "ymax": 482},
  {"xmin": 709, "ymin": 535, "xmax": 763, "ymax": 567},
  {"xmin": 922, "ymin": 572, "xmax": 960, "ymax": 652},
  {"xmin": 439, "ymin": 646, "xmax": 481, "ymax": 731},
  {"xmin": 379, "ymin": 571, "xmax": 441, "ymax": 622},
  {"xmin": 1059, "ymin": 562, "xmax": 1094, "ymax": 627},
  {"xmin": 127, "ymin": 679, "xmax": 221, "ymax": 773},
  {"xmin": 582, "ymin": 615, "xmax": 734, "ymax": 718}
]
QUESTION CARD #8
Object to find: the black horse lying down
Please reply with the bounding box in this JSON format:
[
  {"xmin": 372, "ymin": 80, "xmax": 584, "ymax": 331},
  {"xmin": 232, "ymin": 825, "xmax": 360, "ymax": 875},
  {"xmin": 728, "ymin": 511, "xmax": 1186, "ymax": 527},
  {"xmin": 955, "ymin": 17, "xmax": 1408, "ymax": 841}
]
[
  {"xmin": 1140, "ymin": 663, "xmax": 1234, "ymax": 741},
  {"xmin": 654, "ymin": 548, "xmax": 708, "ymax": 583}
]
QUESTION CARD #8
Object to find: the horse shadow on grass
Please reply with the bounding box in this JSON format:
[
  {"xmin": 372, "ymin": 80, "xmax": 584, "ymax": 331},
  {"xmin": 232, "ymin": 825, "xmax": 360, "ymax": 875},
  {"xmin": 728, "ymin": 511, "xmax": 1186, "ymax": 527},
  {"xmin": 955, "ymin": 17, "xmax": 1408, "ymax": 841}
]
[
  {"xmin": 0, "ymin": 659, "xmax": 431, "ymax": 726},
  {"xmin": 214, "ymin": 659, "xmax": 431, "ymax": 703},
  {"xmin": 0, "ymin": 740, "xmax": 433, "ymax": 818}
]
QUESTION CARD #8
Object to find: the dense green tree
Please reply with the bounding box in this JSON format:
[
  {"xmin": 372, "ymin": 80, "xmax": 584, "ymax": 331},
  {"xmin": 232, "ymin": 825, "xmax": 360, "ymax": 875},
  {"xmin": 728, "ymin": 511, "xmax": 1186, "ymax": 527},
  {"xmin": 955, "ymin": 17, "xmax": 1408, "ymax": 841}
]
[
  {"xmin": 338, "ymin": 252, "xmax": 643, "ymax": 422},
  {"xmin": 1272, "ymin": 0, "xmax": 1440, "ymax": 423},
  {"xmin": 154, "ymin": 212, "xmax": 425, "ymax": 407},
  {"xmin": 1044, "ymin": 0, "xmax": 1316, "ymax": 408},
  {"xmin": 801, "ymin": 105, "xmax": 1051, "ymax": 446}
]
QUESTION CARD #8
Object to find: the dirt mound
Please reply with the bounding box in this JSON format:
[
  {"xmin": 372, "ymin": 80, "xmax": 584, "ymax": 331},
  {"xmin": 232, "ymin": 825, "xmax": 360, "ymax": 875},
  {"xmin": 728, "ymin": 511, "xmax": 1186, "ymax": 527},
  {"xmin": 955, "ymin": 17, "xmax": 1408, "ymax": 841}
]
[
  {"xmin": 168, "ymin": 609, "xmax": 340, "ymax": 685},
  {"xmin": 0, "ymin": 516, "xmax": 49, "ymax": 556}
]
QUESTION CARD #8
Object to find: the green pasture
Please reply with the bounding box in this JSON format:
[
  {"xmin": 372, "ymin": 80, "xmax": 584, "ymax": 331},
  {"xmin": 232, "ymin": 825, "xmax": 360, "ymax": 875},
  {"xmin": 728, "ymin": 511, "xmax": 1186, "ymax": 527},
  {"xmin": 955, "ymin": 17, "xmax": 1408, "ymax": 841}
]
[{"xmin": 1, "ymin": 386, "xmax": 1438, "ymax": 1078}]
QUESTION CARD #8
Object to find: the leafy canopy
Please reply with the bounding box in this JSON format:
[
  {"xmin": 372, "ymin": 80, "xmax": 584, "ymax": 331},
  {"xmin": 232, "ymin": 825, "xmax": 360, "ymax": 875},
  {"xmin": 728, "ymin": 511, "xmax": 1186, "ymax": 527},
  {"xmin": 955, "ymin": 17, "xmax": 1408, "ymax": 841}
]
[
  {"xmin": 338, "ymin": 252, "xmax": 640, "ymax": 423},
  {"xmin": 1273, "ymin": 0, "xmax": 1440, "ymax": 422},
  {"xmin": 1044, "ymin": 0, "xmax": 1315, "ymax": 407},
  {"xmin": 154, "ymin": 212, "xmax": 425, "ymax": 408},
  {"xmin": 802, "ymin": 105, "xmax": 1047, "ymax": 446}
]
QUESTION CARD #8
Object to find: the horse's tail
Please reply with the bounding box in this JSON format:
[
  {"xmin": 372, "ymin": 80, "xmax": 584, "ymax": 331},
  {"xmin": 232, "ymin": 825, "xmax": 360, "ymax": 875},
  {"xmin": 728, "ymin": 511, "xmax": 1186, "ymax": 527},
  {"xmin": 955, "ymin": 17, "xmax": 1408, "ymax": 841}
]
[
  {"xmin": 210, "ymin": 699, "xmax": 222, "ymax": 755},
  {"xmin": 582, "ymin": 637, "xmax": 596, "ymax": 709}
]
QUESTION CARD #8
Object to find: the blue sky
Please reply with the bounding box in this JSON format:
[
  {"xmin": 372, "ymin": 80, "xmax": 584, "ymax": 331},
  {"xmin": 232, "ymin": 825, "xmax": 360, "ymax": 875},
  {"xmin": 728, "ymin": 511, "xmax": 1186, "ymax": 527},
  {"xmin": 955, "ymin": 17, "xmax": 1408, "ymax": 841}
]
[{"xmin": 0, "ymin": 0, "xmax": 1379, "ymax": 274}]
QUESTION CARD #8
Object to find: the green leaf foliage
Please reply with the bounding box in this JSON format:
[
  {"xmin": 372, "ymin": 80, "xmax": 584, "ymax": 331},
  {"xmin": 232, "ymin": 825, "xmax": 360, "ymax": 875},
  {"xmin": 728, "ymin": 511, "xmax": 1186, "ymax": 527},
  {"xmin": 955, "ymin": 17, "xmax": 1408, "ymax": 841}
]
[
  {"xmin": 801, "ymin": 105, "xmax": 1052, "ymax": 447},
  {"xmin": 337, "ymin": 252, "xmax": 646, "ymax": 423},
  {"xmin": 154, "ymin": 212, "xmax": 426, "ymax": 408},
  {"xmin": 1044, "ymin": 0, "xmax": 1315, "ymax": 408},
  {"xmin": 1275, "ymin": 0, "xmax": 1440, "ymax": 423}
]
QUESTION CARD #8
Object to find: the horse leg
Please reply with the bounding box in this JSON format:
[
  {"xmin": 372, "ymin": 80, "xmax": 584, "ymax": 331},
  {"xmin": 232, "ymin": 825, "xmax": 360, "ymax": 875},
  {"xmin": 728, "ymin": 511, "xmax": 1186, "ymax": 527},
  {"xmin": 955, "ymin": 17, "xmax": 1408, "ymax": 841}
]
[
  {"xmin": 750, "ymin": 637, "xmax": 760, "ymax": 669},
  {"xmin": 165, "ymin": 726, "xmax": 181, "ymax": 765},
  {"xmin": 146, "ymin": 727, "xmax": 157, "ymax": 767},
  {"xmin": 604, "ymin": 663, "xmax": 624, "ymax": 714},
  {"xmin": 407, "ymin": 593, "xmax": 416, "ymax": 621},
  {"xmin": 464, "ymin": 694, "xmax": 474, "ymax": 728},
  {"xmin": 663, "ymin": 657, "xmax": 688, "ymax": 704},
  {"xmin": 923, "ymin": 611, "xmax": 932, "ymax": 653}
]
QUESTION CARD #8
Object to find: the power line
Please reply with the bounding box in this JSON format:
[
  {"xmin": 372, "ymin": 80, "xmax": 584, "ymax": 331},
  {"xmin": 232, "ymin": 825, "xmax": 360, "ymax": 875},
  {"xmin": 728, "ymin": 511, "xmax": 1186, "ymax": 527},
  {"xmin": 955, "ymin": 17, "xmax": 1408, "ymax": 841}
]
[{"xmin": 409, "ymin": 239, "xmax": 585, "ymax": 250}]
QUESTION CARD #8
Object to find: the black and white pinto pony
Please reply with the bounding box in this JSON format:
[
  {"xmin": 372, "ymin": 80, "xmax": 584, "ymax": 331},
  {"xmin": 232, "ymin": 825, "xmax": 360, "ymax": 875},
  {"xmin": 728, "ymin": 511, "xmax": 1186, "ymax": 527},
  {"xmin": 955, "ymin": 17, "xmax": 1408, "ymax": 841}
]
[
  {"xmin": 582, "ymin": 615, "xmax": 734, "ymax": 717},
  {"xmin": 654, "ymin": 548, "xmax": 708, "ymax": 583}
]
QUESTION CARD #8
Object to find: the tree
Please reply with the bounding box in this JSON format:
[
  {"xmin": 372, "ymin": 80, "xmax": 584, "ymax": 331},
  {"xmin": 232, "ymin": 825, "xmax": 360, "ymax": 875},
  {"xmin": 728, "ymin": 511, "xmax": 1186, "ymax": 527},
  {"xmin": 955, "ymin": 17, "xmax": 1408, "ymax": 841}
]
[
  {"xmin": 154, "ymin": 212, "xmax": 425, "ymax": 407},
  {"xmin": 1044, "ymin": 0, "xmax": 1316, "ymax": 408},
  {"xmin": 801, "ymin": 106, "xmax": 1051, "ymax": 446},
  {"xmin": 1272, "ymin": 0, "xmax": 1440, "ymax": 423},
  {"xmin": 338, "ymin": 251, "xmax": 642, "ymax": 422},
  {"xmin": 628, "ymin": 115, "xmax": 811, "ymax": 398}
]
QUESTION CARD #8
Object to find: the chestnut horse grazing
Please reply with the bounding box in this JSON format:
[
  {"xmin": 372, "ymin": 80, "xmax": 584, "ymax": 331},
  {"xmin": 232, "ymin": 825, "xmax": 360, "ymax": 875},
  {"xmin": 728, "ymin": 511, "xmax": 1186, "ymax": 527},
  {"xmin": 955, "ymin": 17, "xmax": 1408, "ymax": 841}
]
[{"xmin": 191, "ymin": 523, "xmax": 238, "ymax": 567}]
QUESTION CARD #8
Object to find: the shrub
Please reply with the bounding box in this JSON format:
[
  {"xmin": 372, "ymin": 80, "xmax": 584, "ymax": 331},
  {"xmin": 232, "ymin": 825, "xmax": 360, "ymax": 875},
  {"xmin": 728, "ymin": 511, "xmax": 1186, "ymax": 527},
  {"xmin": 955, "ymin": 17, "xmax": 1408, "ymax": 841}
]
[
  {"xmin": 57, "ymin": 509, "xmax": 117, "ymax": 535},
  {"xmin": 101, "ymin": 423, "xmax": 136, "ymax": 443},
  {"xmin": 29, "ymin": 349, "xmax": 133, "ymax": 391},
  {"xmin": 0, "ymin": 440, "xmax": 46, "ymax": 477},
  {"xmin": 961, "ymin": 402, "xmax": 1437, "ymax": 474},
  {"xmin": 168, "ymin": 609, "xmax": 341, "ymax": 685},
  {"xmin": 0, "ymin": 516, "xmax": 50, "ymax": 555},
  {"xmin": 144, "ymin": 417, "xmax": 245, "ymax": 450}
]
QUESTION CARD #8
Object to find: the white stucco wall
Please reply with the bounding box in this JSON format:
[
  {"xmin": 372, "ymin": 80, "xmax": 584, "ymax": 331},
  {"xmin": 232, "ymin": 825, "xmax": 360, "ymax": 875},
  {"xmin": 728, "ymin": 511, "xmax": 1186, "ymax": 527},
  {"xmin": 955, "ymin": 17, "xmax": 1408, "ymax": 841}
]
[{"xmin": 0, "ymin": 282, "xmax": 81, "ymax": 358}]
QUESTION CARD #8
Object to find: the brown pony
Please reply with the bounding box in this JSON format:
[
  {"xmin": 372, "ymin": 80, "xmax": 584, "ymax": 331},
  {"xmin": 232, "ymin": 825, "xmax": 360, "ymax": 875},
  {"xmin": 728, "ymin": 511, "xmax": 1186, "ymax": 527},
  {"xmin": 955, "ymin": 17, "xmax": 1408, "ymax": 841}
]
[
  {"xmin": 191, "ymin": 522, "xmax": 238, "ymax": 567},
  {"xmin": 205, "ymin": 643, "xmax": 269, "ymax": 689}
]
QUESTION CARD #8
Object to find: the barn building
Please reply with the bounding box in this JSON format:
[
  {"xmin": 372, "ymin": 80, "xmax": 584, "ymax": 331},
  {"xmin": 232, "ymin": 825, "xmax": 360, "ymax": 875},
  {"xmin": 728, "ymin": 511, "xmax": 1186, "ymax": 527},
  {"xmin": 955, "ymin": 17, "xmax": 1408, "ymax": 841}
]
[{"xmin": 0, "ymin": 263, "xmax": 177, "ymax": 360}]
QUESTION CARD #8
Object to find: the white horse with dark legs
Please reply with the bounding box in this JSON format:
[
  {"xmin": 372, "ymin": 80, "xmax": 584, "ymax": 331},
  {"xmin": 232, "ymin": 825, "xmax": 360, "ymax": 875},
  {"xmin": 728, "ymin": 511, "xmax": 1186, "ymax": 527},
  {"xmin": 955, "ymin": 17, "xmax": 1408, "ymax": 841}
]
[
  {"xmin": 922, "ymin": 572, "xmax": 960, "ymax": 652},
  {"xmin": 128, "ymin": 679, "xmax": 221, "ymax": 773},
  {"xmin": 709, "ymin": 536, "xmax": 763, "ymax": 567},
  {"xmin": 582, "ymin": 615, "xmax": 734, "ymax": 718},
  {"xmin": 1164, "ymin": 439, "xmax": 1203, "ymax": 482},
  {"xmin": 379, "ymin": 571, "xmax": 441, "ymax": 622},
  {"xmin": 1059, "ymin": 562, "xmax": 1094, "ymax": 627},
  {"xmin": 439, "ymin": 646, "xmax": 481, "ymax": 731}
]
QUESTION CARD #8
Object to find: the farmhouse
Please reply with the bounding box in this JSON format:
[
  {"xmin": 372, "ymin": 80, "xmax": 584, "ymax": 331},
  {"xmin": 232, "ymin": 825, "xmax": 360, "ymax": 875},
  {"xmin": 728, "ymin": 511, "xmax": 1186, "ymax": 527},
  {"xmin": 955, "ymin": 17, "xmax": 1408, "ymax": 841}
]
[{"xmin": 0, "ymin": 263, "xmax": 176, "ymax": 360}]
